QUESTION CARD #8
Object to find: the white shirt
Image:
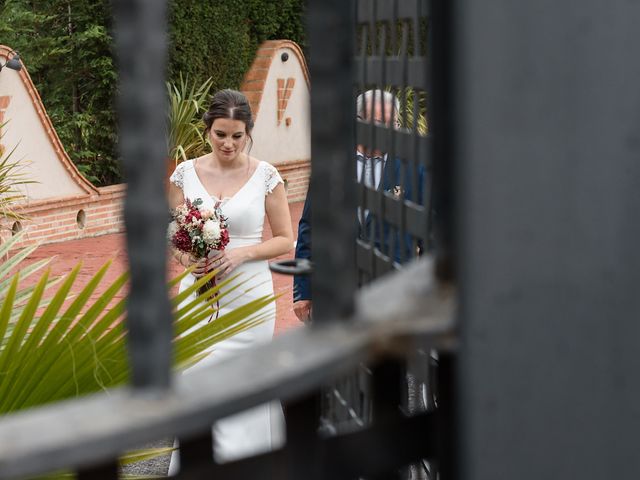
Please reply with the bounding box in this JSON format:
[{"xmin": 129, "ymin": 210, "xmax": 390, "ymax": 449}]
[
  {"xmin": 356, "ymin": 152, "xmax": 387, "ymax": 224},
  {"xmin": 356, "ymin": 152, "xmax": 387, "ymax": 189}
]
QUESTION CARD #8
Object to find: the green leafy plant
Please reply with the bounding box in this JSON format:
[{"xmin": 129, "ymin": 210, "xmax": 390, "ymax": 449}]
[
  {"xmin": 0, "ymin": 126, "xmax": 36, "ymax": 221},
  {"xmin": 0, "ymin": 234, "xmax": 274, "ymax": 414},
  {"xmin": 395, "ymin": 86, "xmax": 428, "ymax": 136},
  {"xmin": 167, "ymin": 74, "xmax": 213, "ymax": 165},
  {"xmin": 0, "ymin": 232, "xmax": 273, "ymax": 477}
]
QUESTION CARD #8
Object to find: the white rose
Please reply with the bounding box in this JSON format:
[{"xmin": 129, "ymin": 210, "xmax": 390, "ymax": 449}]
[
  {"xmin": 175, "ymin": 205, "xmax": 187, "ymax": 221},
  {"xmin": 167, "ymin": 220, "xmax": 179, "ymax": 240},
  {"xmin": 202, "ymin": 219, "xmax": 221, "ymax": 243}
]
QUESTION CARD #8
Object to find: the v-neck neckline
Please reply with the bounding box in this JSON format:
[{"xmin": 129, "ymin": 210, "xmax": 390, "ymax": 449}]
[{"xmin": 192, "ymin": 159, "xmax": 262, "ymax": 203}]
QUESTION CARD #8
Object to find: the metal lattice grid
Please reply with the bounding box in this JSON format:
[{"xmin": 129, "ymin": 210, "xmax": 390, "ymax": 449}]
[{"xmin": 320, "ymin": 0, "xmax": 434, "ymax": 427}]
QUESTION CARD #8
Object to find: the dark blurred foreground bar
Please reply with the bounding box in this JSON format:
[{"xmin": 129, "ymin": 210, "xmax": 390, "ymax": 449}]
[
  {"xmin": 112, "ymin": 0, "xmax": 173, "ymax": 390},
  {"xmin": 455, "ymin": 0, "xmax": 640, "ymax": 478}
]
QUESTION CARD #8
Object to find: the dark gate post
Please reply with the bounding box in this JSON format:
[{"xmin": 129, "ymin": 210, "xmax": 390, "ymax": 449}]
[
  {"xmin": 307, "ymin": 0, "xmax": 357, "ymax": 323},
  {"xmin": 456, "ymin": 1, "xmax": 640, "ymax": 478},
  {"xmin": 112, "ymin": 0, "xmax": 173, "ymax": 390}
]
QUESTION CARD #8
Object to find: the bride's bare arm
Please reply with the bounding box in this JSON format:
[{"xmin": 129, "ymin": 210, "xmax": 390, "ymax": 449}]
[
  {"xmin": 253, "ymin": 181, "xmax": 295, "ymax": 259},
  {"xmin": 167, "ymin": 182, "xmax": 185, "ymax": 210}
]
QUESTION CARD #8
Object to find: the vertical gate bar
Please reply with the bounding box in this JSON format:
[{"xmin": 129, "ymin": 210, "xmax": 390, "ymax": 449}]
[
  {"xmin": 77, "ymin": 460, "xmax": 119, "ymax": 480},
  {"xmin": 178, "ymin": 431, "xmax": 214, "ymax": 472},
  {"xmin": 370, "ymin": 358, "xmax": 406, "ymax": 480},
  {"xmin": 361, "ymin": 8, "xmax": 376, "ymax": 284},
  {"xmin": 370, "ymin": 358, "xmax": 405, "ymax": 420},
  {"xmin": 457, "ymin": 0, "xmax": 640, "ymax": 479},
  {"xmin": 285, "ymin": 393, "xmax": 323, "ymax": 480},
  {"xmin": 367, "ymin": 4, "xmax": 381, "ymax": 277},
  {"xmin": 112, "ymin": 0, "xmax": 173, "ymax": 389},
  {"xmin": 307, "ymin": 0, "xmax": 357, "ymax": 323},
  {"xmin": 429, "ymin": 0, "xmax": 456, "ymax": 283},
  {"xmin": 435, "ymin": 351, "xmax": 456, "ymax": 480}
]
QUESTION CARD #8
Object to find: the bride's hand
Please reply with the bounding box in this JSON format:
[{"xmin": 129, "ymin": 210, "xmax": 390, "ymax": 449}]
[
  {"xmin": 207, "ymin": 249, "xmax": 246, "ymax": 280},
  {"xmin": 190, "ymin": 257, "xmax": 209, "ymax": 279}
]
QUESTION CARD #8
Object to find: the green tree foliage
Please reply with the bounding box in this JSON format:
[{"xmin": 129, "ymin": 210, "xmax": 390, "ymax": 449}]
[
  {"xmin": 168, "ymin": 0, "xmax": 306, "ymax": 94},
  {"xmin": 0, "ymin": 0, "xmax": 120, "ymax": 186},
  {"xmin": 0, "ymin": 0, "xmax": 305, "ymax": 187}
]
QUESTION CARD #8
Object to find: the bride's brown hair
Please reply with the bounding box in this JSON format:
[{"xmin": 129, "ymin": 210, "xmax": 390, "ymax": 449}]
[{"xmin": 203, "ymin": 89, "xmax": 254, "ymax": 140}]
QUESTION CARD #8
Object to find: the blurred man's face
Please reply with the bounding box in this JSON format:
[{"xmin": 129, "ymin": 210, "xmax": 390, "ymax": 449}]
[
  {"xmin": 358, "ymin": 99, "xmax": 395, "ymax": 157},
  {"xmin": 363, "ymin": 100, "xmax": 394, "ymax": 126}
]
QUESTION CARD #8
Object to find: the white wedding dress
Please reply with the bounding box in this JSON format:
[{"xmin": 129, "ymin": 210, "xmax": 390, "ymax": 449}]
[{"xmin": 168, "ymin": 159, "xmax": 285, "ymax": 472}]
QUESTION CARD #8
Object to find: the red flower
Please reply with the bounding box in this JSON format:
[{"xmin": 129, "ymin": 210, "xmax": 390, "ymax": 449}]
[
  {"xmin": 172, "ymin": 228, "xmax": 192, "ymax": 252},
  {"xmin": 218, "ymin": 229, "xmax": 230, "ymax": 249},
  {"xmin": 185, "ymin": 208, "xmax": 202, "ymax": 224}
]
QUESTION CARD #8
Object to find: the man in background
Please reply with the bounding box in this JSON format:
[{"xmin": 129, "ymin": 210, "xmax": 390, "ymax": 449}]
[
  {"xmin": 293, "ymin": 89, "xmax": 422, "ymax": 322},
  {"xmin": 292, "ymin": 196, "xmax": 311, "ymax": 322}
]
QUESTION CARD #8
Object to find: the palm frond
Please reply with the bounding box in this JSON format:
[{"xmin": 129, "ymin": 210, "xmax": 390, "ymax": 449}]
[
  {"xmin": 0, "ymin": 239, "xmax": 274, "ymax": 476},
  {"xmin": 0, "ymin": 233, "xmax": 57, "ymax": 312},
  {"xmin": 0, "ymin": 260, "xmax": 274, "ymax": 414},
  {"xmin": 0, "ymin": 126, "xmax": 37, "ymax": 221}
]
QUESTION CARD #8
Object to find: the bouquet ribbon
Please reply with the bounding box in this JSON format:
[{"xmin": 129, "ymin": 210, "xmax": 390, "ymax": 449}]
[{"xmin": 199, "ymin": 271, "xmax": 220, "ymax": 323}]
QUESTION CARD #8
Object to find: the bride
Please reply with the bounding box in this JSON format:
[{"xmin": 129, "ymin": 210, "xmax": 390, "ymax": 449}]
[{"xmin": 167, "ymin": 89, "xmax": 294, "ymax": 470}]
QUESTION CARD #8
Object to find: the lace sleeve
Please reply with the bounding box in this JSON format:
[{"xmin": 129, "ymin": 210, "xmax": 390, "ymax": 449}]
[
  {"xmin": 263, "ymin": 162, "xmax": 284, "ymax": 195},
  {"xmin": 169, "ymin": 162, "xmax": 185, "ymax": 189}
]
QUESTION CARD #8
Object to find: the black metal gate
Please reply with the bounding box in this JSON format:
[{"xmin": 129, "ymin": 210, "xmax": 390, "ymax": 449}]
[
  {"xmin": 0, "ymin": 1, "xmax": 455, "ymax": 478},
  {"xmin": 2, "ymin": 0, "xmax": 638, "ymax": 478},
  {"xmin": 315, "ymin": 3, "xmax": 439, "ymax": 478}
]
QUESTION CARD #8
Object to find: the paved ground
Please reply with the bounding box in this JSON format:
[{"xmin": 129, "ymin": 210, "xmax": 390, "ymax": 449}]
[{"xmin": 22, "ymin": 200, "xmax": 305, "ymax": 336}]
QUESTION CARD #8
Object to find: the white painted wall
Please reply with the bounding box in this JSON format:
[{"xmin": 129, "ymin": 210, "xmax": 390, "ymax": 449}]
[
  {"xmin": 0, "ymin": 68, "xmax": 87, "ymax": 201},
  {"xmin": 250, "ymin": 46, "xmax": 311, "ymax": 165}
]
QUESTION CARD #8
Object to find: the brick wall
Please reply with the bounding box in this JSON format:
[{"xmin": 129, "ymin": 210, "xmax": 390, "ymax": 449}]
[
  {"xmin": 277, "ymin": 159, "xmax": 310, "ymax": 203},
  {"xmin": 2, "ymin": 159, "xmax": 309, "ymax": 249},
  {"xmin": 241, "ymin": 42, "xmax": 278, "ymax": 118},
  {"xmin": 3, "ymin": 185, "xmax": 125, "ymax": 249}
]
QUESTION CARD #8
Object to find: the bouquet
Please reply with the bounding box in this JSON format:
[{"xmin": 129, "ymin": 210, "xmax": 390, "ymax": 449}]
[{"xmin": 169, "ymin": 198, "xmax": 230, "ymax": 301}]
